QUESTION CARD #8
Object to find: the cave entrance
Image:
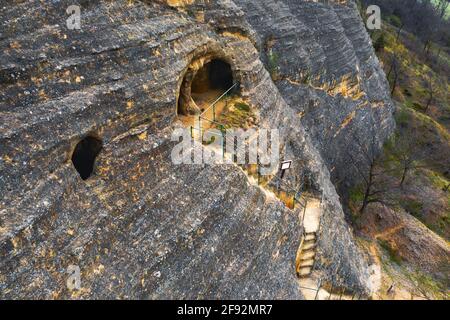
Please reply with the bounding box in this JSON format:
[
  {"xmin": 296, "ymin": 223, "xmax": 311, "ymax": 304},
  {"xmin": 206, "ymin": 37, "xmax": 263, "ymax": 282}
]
[
  {"xmin": 192, "ymin": 59, "xmax": 233, "ymax": 95},
  {"xmin": 71, "ymin": 136, "xmax": 103, "ymax": 180},
  {"xmin": 177, "ymin": 58, "xmax": 236, "ymax": 119}
]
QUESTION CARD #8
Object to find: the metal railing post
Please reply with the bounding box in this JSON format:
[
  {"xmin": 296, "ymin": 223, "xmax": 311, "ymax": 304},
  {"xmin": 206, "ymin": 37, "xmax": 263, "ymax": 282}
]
[
  {"xmin": 200, "ymin": 82, "xmax": 238, "ymax": 120},
  {"xmin": 314, "ymin": 278, "xmax": 322, "ymax": 300},
  {"xmin": 328, "ymin": 282, "xmax": 334, "ymax": 300},
  {"xmin": 301, "ymin": 198, "xmax": 308, "ymax": 226},
  {"xmin": 339, "ymin": 287, "xmax": 345, "ymax": 300},
  {"xmin": 222, "ymin": 131, "xmax": 225, "ymax": 160},
  {"xmin": 257, "ymin": 154, "xmax": 260, "ymax": 185},
  {"xmin": 198, "ymin": 115, "xmax": 202, "ymax": 142}
]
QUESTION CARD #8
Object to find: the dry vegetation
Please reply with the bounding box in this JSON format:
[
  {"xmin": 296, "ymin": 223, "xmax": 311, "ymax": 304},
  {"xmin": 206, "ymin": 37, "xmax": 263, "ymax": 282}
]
[{"xmin": 350, "ymin": 3, "xmax": 449, "ymax": 299}]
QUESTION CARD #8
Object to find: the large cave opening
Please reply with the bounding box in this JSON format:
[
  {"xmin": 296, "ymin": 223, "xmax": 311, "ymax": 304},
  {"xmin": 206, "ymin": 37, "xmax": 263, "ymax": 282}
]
[
  {"xmin": 192, "ymin": 59, "xmax": 233, "ymax": 94},
  {"xmin": 177, "ymin": 58, "xmax": 235, "ymax": 117},
  {"xmin": 177, "ymin": 57, "xmax": 257, "ymax": 139},
  {"xmin": 71, "ymin": 136, "xmax": 103, "ymax": 180}
]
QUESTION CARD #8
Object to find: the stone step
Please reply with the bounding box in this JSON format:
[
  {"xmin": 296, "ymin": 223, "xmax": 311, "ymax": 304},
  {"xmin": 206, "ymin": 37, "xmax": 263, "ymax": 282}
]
[
  {"xmin": 303, "ymin": 238, "xmax": 316, "ymax": 246},
  {"xmin": 300, "ymin": 251, "xmax": 315, "ymax": 260},
  {"xmin": 304, "ymin": 234, "xmax": 316, "ymax": 241},
  {"xmin": 301, "ymin": 242, "xmax": 316, "ymax": 251},
  {"xmin": 297, "ymin": 267, "xmax": 312, "ymax": 278},
  {"xmin": 299, "ymin": 258, "xmax": 314, "ymax": 267}
]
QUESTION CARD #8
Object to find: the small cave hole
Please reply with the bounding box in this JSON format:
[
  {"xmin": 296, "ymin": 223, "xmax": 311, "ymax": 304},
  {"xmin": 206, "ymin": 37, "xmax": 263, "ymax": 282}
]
[{"xmin": 71, "ymin": 136, "xmax": 103, "ymax": 180}]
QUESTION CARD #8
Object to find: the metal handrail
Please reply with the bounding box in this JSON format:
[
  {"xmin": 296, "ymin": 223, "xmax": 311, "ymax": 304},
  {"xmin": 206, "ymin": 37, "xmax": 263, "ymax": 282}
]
[
  {"xmin": 298, "ymin": 285, "xmax": 319, "ymax": 292},
  {"xmin": 190, "ymin": 126, "xmax": 224, "ymax": 137},
  {"xmin": 199, "ymin": 116, "xmax": 227, "ymax": 128},
  {"xmin": 200, "ymin": 82, "xmax": 239, "ymax": 117}
]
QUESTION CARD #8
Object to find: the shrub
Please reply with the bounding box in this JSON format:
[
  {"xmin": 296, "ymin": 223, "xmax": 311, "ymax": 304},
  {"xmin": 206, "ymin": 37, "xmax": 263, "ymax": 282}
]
[
  {"xmin": 389, "ymin": 15, "xmax": 402, "ymax": 29},
  {"xmin": 267, "ymin": 52, "xmax": 280, "ymax": 79},
  {"xmin": 412, "ymin": 102, "xmax": 424, "ymax": 111},
  {"xmin": 378, "ymin": 239, "xmax": 403, "ymax": 265},
  {"xmin": 372, "ymin": 31, "xmax": 386, "ymax": 52},
  {"xmin": 235, "ymin": 102, "xmax": 250, "ymax": 112},
  {"xmin": 349, "ymin": 186, "xmax": 365, "ymax": 203},
  {"xmin": 400, "ymin": 198, "xmax": 423, "ymax": 218},
  {"xmin": 395, "ymin": 107, "xmax": 410, "ymax": 127}
]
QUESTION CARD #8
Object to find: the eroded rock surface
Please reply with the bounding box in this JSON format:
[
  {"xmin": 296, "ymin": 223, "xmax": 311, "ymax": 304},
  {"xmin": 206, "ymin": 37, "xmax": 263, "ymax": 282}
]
[{"xmin": 1, "ymin": 0, "xmax": 393, "ymax": 299}]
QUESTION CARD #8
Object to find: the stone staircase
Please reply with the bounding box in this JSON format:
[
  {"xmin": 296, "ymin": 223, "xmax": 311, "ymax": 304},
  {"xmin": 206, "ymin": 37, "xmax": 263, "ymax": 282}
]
[
  {"xmin": 295, "ymin": 197, "xmax": 321, "ymax": 278},
  {"xmin": 296, "ymin": 231, "xmax": 317, "ymax": 278},
  {"xmin": 295, "ymin": 197, "xmax": 361, "ymax": 300}
]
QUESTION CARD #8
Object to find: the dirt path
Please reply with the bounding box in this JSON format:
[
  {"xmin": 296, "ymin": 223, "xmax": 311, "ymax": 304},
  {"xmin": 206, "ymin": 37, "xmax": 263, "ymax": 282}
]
[
  {"xmin": 302, "ymin": 198, "xmax": 321, "ymax": 233},
  {"xmin": 373, "ymin": 223, "xmax": 406, "ymax": 240},
  {"xmin": 366, "ymin": 223, "xmax": 407, "ymax": 300},
  {"xmin": 179, "ymin": 90, "xmax": 228, "ymax": 130}
]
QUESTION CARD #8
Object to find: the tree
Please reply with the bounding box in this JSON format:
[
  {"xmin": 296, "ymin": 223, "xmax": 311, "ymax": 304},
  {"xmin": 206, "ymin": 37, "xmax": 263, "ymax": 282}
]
[
  {"xmin": 443, "ymin": 183, "xmax": 450, "ymax": 192},
  {"xmin": 387, "ymin": 53, "xmax": 400, "ymax": 97},
  {"xmin": 373, "ymin": 32, "xmax": 386, "ymax": 52},
  {"xmin": 361, "ymin": 0, "xmax": 444, "ymax": 52},
  {"xmin": 390, "ymin": 15, "xmax": 404, "ymax": 42},
  {"xmin": 385, "ymin": 129, "xmax": 448, "ymax": 190},
  {"xmin": 346, "ymin": 123, "xmax": 396, "ymax": 215},
  {"xmin": 436, "ymin": 0, "xmax": 450, "ymax": 19},
  {"xmin": 386, "ymin": 134, "xmax": 427, "ymax": 188},
  {"xmin": 415, "ymin": 1, "xmax": 440, "ymax": 56},
  {"xmin": 424, "ymin": 74, "xmax": 434, "ymax": 113}
]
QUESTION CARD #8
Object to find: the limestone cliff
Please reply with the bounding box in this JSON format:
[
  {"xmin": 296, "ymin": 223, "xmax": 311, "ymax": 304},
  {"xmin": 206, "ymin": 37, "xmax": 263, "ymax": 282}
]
[{"xmin": 0, "ymin": 0, "xmax": 394, "ymax": 299}]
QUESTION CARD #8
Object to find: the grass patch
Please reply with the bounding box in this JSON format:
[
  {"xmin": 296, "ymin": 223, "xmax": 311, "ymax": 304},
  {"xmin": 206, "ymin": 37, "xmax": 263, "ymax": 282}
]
[
  {"xmin": 349, "ymin": 186, "xmax": 364, "ymax": 203},
  {"xmin": 215, "ymin": 98, "xmax": 256, "ymax": 130},
  {"xmin": 378, "ymin": 239, "xmax": 404, "ymax": 265},
  {"xmin": 394, "ymin": 105, "xmax": 410, "ymax": 127},
  {"xmin": 425, "ymin": 169, "xmax": 449, "ymax": 190},
  {"xmin": 408, "ymin": 271, "xmax": 448, "ymax": 299},
  {"xmin": 399, "ymin": 198, "xmax": 423, "ymax": 218},
  {"xmin": 347, "ymin": 186, "xmax": 365, "ymax": 224},
  {"xmin": 378, "ymin": 24, "xmax": 449, "ymax": 126},
  {"xmin": 235, "ymin": 102, "xmax": 250, "ymax": 112},
  {"xmin": 436, "ymin": 212, "xmax": 450, "ymax": 239},
  {"xmin": 267, "ymin": 51, "xmax": 280, "ymax": 80}
]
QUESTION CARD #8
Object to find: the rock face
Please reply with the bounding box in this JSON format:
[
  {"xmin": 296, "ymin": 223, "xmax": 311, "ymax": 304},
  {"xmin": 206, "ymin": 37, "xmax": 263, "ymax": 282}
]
[
  {"xmin": 0, "ymin": 0, "xmax": 393, "ymax": 299},
  {"xmin": 234, "ymin": 0, "xmax": 395, "ymax": 184}
]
